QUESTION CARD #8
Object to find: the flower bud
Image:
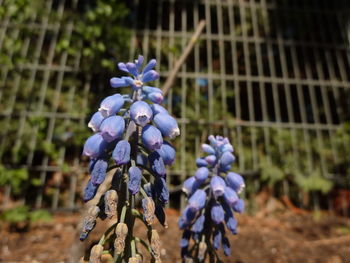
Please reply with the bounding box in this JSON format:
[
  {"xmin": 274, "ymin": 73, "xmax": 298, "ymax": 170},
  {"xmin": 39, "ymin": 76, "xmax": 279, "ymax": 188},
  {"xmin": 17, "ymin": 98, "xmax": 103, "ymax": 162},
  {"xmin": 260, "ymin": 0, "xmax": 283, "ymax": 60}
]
[
  {"xmin": 104, "ymin": 190, "xmax": 118, "ymax": 218},
  {"xmin": 149, "ymin": 151, "xmax": 166, "ymax": 176},
  {"xmin": 204, "ymin": 155, "xmax": 216, "ymax": 166},
  {"xmin": 141, "ymin": 125, "xmax": 163, "ymax": 151},
  {"xmin": 198, "ymin": 241, "xmax": 207, "ymax": 261},
  {"xmin": 126, "ymin": 62, "xmax": 138, "ymax": 76},
  {"xmin": 226, "ymin": 172, "xmax": 245, "ymax": 194},
  {"xmin": 195, "ymin": 158, "xmax": 208, "ymax": 168},
  {"xmin": 130, "ymin": 101, "xmax": 153, "ymax": 127},
  {"xmin": 201, "ymin": 143, "xmax": 215, "ymax": 155},
  {"xmin": 182, "ymin": 177, "xmax": 200, "ymax": 196},
  {"xmin": 142, "ymin": 70, "xmax": 159, "ymax": 82},
  {"xmin": 150, "ymin": 229, "xmax": 161, "ymax": 259},
  {"xmin": 210, "ymin": 176, "xmax": 226, "ymax": 199},
  {"xmin": 179, "ymin": 206, "xmax": 197, "ymax": 227},
  {"xmin": 208, "ymin": 135, "xmax": 217, "ymax": 145},
  {"xmin": 154, "ymin": 177, "xmax": 169, "ymax": 204},
  {"xmin": 128, "ymin": 166, "xmax": 142, "ymax": 194},
  {"xmin": 83, "ymin": 133, "xmax": 107, "ymax": 158},
  {"xmin": 156, "ymin": 141, "xmax": 176, "ymax": 166},
  {"xmin": 142, "ymin": 59, "xmax": 156, "ymax": 74},
  {"xmin": 153, "ymin": 113, "xmax": 180, "ymax": 139},
  {"xmin": 110, "ymin": 77, "xmax": 129, "ymax": 88},
  {"xmin": 88, "ymin": 112, "xmax": 104, "ymax": 132},
  {"xmin": 89, "ymin": 244, "xmax": 103, "ymax": 263},
  {"xmin": 211, "ymin": 203, "xmax": 225, "ymax": 224},
  {"xmin": 142, "ymin": 197, "xmax": 155, "ymax": 225},
  {"xmin": 213, "ymin": 227, "xmax": 222, "ymax": 250},
  {"xmin": 135, "ymin": 55, "xmax": 144, "ymax": 69},
  {"xmin": 219, "ymin": 164, "xmax": 231, "ymax": 173},
  {"xmin": 180, "ymin": 230, "xmax": 191, "ymax": 248},
  {"xmin": 194, "ymin": 167, "xmax": 209, "ymax": 183},
  {"xmin": 114, "ymin": 223, "xmax": 128, "ymax": 254},
  {"xmin": 191, "ymin": 214, "xmax": 205, "ymax": 233},
  {"xmin": 100, "ymin": 116, "xmax": 125, "ymax": 142},
  {"xmin": 83, "ymin": 180, "xmax": 98, "ymax": 202},
  {"xmin": 220, "ymin": 151, "xmax": 235, "ymax": 166},
  {"xmin": 223, "ymin": 186, "xmax": 239, "ymax": 208},
  {"xmin": 99, "ymin": 94, "xmax": 124, "ymax": 117},
  {"xmin": 221, "ymin": 143, "xmax": 234, "ymax": 153},
  {"xmin": 188, "ymin": 189, "xmax": 206, "ymax": 211},
  {"xmin": 112, "ymin": 140, "xmax": 131, "ymax": 165},
  {"xmin": 222, "ymin": 237, "xmax": 231, "ymax": 256},
  {"xmin": 151, "ymin": 104, "xmax": 168, "ymax": 115},
  {"xmin": 91, "ymin": 159, "xmax": 108, "ymax": 185},
  {"xmin": 233, "ymin": 199, "xmax": 245, "ymax": 213},
  {"xmin": 147, "ymin": 92, "xmax": 164, "ymax": 104}
]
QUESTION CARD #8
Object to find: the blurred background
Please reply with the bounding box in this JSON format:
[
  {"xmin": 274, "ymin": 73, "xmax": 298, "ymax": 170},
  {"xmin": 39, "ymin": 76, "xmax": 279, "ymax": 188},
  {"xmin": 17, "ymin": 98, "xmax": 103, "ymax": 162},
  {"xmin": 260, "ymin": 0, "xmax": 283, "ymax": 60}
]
[{"xmin": 0, "ymin": 0, "xmax": 350, "ymax": 262}]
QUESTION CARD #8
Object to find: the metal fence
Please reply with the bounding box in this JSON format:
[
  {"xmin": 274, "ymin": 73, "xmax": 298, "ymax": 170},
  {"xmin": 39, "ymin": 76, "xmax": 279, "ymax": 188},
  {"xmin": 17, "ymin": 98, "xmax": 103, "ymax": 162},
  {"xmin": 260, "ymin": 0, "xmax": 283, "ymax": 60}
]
[{"xmin": 1, "ymin": 0, "xmax": 350, "ymax": 213}]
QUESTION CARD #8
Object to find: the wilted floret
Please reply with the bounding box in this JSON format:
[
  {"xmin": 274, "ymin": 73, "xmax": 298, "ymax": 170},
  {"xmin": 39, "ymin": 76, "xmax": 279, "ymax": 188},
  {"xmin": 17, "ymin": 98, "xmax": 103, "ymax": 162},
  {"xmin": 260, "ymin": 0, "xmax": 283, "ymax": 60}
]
[
  {"xmin": 91, "ymin": 159, "xmax": 108, "ymax": 185},
  {"xmin": 100, "ymin": 116, "xmax": 125, "ymax": 142},
  {"xmin": 141, "ymin": 125, "xmax": 163, "ymax": 151},
  {"xmin": 210, "ymin": 176, "xmax": 226, "ymax": 199},
  {"xmin": 149, "ymin": 151, "xmax": 166, "ymax": 176},
  {"xmin": 104, "ymin": 190, "xmax": 118, "ymax": 218},
  {"xmin": 88, "ymin": 112, "xmax": 104, "ymax": 132},
  {"xmin": 128, "ymin": 166, "xmax": 142, "ymax": 194},
  {"xmin": 226, "ymin": 172, "xmax": 245, "ymax": 194},
  {"xmin": 154, "ymin": 177, "xmax": 169, "ymax": 204},
  {"xmin": 211, "ymin": 203, "xmax": 225, "ymax": 224},
  {"xmin": 80, "ymin": 205, "xmax": 100, "ymax": 240},
  {"xmin": 150, "ymin": 229, "xmax": 161, "ymax": 260},
  {"xmin": 130, "ymin": 101, "xmax": 153, "ymax": 127},
  {"xmin": 142, "ymin": 197, "xmax": 155, "ymax": 225},
  {"xmin": 114, "ymin": 223, "xmax": 128, "ymax": 254},
  {"xmin": 112, "ymin": 140, "xmax": 131, "ymax": 165},
  {"xmin": 83, "ymin": 180, "xmax": 98, "ymax": 202},
  {"xmin": 153, "ymin": 113, "xmax": 180, "ymax": 139},
  {"xmin": 198, "ymin": 241, "xmax": 207, "ymax": 261},
  {"xmin": 83, "ymin": 133, "xmax": 106, "ymax": 158},
  {"xmin": 99, "ymin": 94, "xmax": 124, "ymax": 117},
  {"xmin": 89, "ymin": 244, "xmax": 103, "ymax": 263}
]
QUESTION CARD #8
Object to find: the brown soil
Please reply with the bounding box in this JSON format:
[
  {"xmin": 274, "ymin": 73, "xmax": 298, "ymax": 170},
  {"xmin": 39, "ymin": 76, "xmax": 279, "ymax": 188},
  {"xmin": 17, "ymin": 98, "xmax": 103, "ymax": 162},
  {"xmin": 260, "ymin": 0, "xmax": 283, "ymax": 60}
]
[{"xmin": 1, "ymin": 209, "xmax": 350, "ymax": 263}]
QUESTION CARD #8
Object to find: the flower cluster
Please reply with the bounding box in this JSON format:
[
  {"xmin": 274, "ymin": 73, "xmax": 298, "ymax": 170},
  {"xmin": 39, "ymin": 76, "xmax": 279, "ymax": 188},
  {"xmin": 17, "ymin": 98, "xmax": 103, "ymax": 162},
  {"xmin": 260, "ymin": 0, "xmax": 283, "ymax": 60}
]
[
  {"xmin": 80, "ymin": 55, "xmax": 179, "ymax": 262},
  {"xmin": 178, "ymin": 135, "xmax": 245, "ymax": 262}
]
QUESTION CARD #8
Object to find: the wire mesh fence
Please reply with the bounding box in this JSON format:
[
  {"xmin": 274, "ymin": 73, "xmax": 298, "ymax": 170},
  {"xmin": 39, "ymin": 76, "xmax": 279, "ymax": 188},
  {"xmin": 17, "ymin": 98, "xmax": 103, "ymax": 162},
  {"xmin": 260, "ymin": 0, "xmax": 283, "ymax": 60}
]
[{"xmin": 0, "ymin": 0, "xmax": 349, "ymax": 214}]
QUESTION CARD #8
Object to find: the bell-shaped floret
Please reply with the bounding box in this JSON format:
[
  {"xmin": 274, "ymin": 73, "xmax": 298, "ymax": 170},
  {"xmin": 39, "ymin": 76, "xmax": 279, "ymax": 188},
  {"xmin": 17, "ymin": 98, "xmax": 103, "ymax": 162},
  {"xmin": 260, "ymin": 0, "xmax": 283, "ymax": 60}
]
[
  {"xmin": 83, "ymin": 133, "xmax": 107, "ymax": 158},
  {"xmin": 151, "ymin": 104, "xmax": 168, "ymax": 115},
  {"xmin": 130, "ymin": 101, "xmax": 153, "ymax": 127},
  {"xmin": 142, "ymin": 70, "xmax": 159, "ymax": 83},
  {"xmin": 128, "ymin": 166, "xmax": 142, "ymax": 194},
  {"xmin": 188, "ymin": 189, "xmax": 206, "ymax": 211},
  {"xmin": 147, "ymin": 92, "xmax": 164, "ymax": 104},
  {"xmin": 88, "ymin": 112, "xmax": 104, "ymax": 132},
  {"xmin": 83, "ymin": 180, "xmax": 98, "ymax": 202},
  {"xmin": 142, "ymin": 59, "xmax": 157, "ymax": 74},
  {"xmin": 213, "ymin": 227, "xmax": 222, "ymax": 250},
  {"xmin": 223, "ymin": 186, "xmax": 239, "ymax": 208},
  {"xmin": 110, "ymin": 77, "xmax": 129, "ymax": 88},
  {"xmin": 154, "ymin": 177, "xmax": 169, "ymax": 204},
  {"xmin": 233, "ymin": 199, "xmax": 245, "ymax": 213},
  {"xmin": 100, "ymin": 116, "xmax": 125, "ymax": 142},
  {"xmin": 141, "ymin": 124, "xmax": 163, "ymax": 151},
  {"xmin": 226, "ymin": 172, "xmax": 245, "ymax": 194},
  {"xmin": 179, "ymin": 206, "xmax": 197, "ymax": 227},
  {"xmin": 153, "ymin": 113, "xmax": 180, "ymax": 139},
  {"xmin": 222, "ymin": 203, "xmax": 238, "ymax": 234},
  {"xmin": 210, "ymin": 176, "xmax": 226, "ymax": 199},
  {"xmin": 156, "ymin": 141, "xmax": 176, "ymax": 166},
  {"xmin": 149, "ymin": 151, "xmax": 166, "ymax": 177},
  {"xmin": 195, "ymin": 167, "xmax": 209, "ymax": 183},
  {"xmin": 220, "ymin": 151, "xmax": 236, "ymax": 167},
  {"xmin": 99, "ymin": 94, "xmax": 124, "ymax": 117},
  {"xmin": 211, "ymin": 203, "xmax": 225, "ymax": 224},
  {"xmin": 221, "ymin": 143, "xmax": 234, "ymax": 153},
  {"xmin": 126, "ymin": 62, "xmax": 138, "ymax": 77},
  {"xmin": 112, "ymin": 140, "xmax": 131, "ymax": 165},
  {"xmin": 222, "ymin": 237, "xmax": 231, "ymax": 256},
  {"xmin": 205, "ymin": 155, "xmax": 217, "ymax": 166},
  {"xmin": 191, "ymin": 214, "xmax": 205, "ymax": 233},
  {"xmin": 202, "ymin": 143, "xmax": 215, "ymax": 155},
  {"xmin": 182, "ymin": 176, "xmax": 201, "ymax": 196},
  {"xmin": 196, "ymin": 158, "xmax": 208, "ymax": 168}
]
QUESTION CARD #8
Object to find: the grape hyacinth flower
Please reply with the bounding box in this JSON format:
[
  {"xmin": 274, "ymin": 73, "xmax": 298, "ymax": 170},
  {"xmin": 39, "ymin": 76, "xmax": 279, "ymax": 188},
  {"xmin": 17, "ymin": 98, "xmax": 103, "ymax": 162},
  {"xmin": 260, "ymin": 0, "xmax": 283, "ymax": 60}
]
[
  {"xmin": 178, "ymin": 135, "xmax": 245, "ymax": 262},
  {"xmin": 80, "ymin": 55, "xmax": 180, "ymax": 262}
]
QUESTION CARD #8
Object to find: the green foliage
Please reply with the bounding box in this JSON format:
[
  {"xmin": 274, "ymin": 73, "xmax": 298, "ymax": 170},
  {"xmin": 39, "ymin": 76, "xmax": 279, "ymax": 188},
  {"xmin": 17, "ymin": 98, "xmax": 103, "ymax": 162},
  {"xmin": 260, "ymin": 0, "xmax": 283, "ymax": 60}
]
[
  {"xmin": 1, "ymin": 206, "xmax": 52, "ymax": 223},
  {"xmin": 0, "ymin": 165, "xmax": 28, "ymax": 194}
]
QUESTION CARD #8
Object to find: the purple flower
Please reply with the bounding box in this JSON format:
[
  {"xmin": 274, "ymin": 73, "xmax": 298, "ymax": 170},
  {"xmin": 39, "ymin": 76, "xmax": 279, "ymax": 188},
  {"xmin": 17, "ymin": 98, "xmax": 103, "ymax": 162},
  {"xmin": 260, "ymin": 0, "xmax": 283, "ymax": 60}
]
[
  {"xmin": 142, "ymin": 59, "xmax": 156, "ymax": 74},
  {"xmin": 149, "ymin": 151, "xmax": 166, "ymax": 177},
  {"xmin": 195, "ymin": 167, "xmax": 209, "ymax": 183},
  {"xmin": 126, "ymin": 62, "xmax": 138, "ymax": 76},
  {"xmin": 141, "ymin": 125, "xmax": 163, "ymax": 151},
  {"xmin": 211, "ymin": 203, "xmax": 225, "ymax": 224},
  {"xmin": 112, "ymin": 140, "xmax": 131, "ymax": 165},
  {"xmin": 91, "ymin": 159, "xmax": 108, "ymax": 185},
  {"xmin": 222, "ymin": 237, "xmax": 231, "ymax": 256},
  {"xmin": 88, "ymin": 111, "xmax": 104, "ymax": 132},
  {"xmin": 213, "ymin": 228, "xmax": 222, "ymax": 250},
  {"xmin": 147, "ymin": 92, "xmax": 164, "ymax": 104},
  {"xmin": 100, "ymin": 116, "xmax": 125, "ymax": 142},
  {"xmin": 219, "ymin": 164, "xmax": 232, "ymax": 173},
  {"xmin": 83, "ymin": 180, "xmax": 98, "ymax": 202},
  {"xmin": 220, "ymin": 152, "xmax": 235, "ymax": 167},
  {"xmin": 128, "ymin": 166, "xmax": 142, "ymax": 194},
  {"xmin": 83, "ymin": 133, "xmax": 107, "ymax": 158},
  {"xmin": 154, "ymin": 177, "xmax": 169, "ymax": 204},
  {"xmin": 233, "ymin": 199, "xmax": 244, "ymax": 213},
  {"xmin": 110, "ymin": 77, "xmax": 129, "ymax": 88},
  {"xmin": 191, "ymin": 214, "xmax": 205, "ymax": 233},
  {"xmin": 223, "ymin": 186, "xmax": 239, "ymax": 208},
  {"xmin": 223, "ymin": 204, "xmax": 238, "ymax": 235},
  {"xmin": 205, "ymin": 155, "xmax": 217, "ymax": 166},
  {"xmin": 182, "ymin": 177, "xmax": 201, "ymax": 196},
  {"xmin": 210, "ymin": 176, "xmax": 226, "ymax": 199},
  {"xmin": 179, "ymin": 206, "xmax": 197, "ymax": 226},
  {"xmin": 226, "ymin": 172, "xmax": 245, "ymax": 194},
  {"xmin": 221, "ymin": 143, "xmax": 234, "ymax": 153},
  {"xmin": 201, "ymin": 143, "xmax": 215, "ymax": 155},
  {"xmin": 196, "ymin": 158, "xmax": 208, "ymax": 167},
  {"xmin": 153, "ymin": 113, "xmax": 180, "ymax": 139},
  {"xmin": 188, "ymin": 189, "xmax": 206, "ymax": 211},
  {"xmin": 142, "ymin": 70, "xmax": 159, "ymax": 83},
  {"xmin": 180, "ymin": 230, "xmax": 191, "ymax": 248},
  {"xmin": 130, "ymin": 101, "xmax": 153, "ymax": 127},
  {"xmin": 151, "ymin": 104, "xmax": 168, "ymax": 115},
  {"xmin": 135, "ymin": 55, "xmax": 144, "ymax": 71},
  {"xmin": 156, "ymin": 141, "xmax": 176, "ymax": 166},
  {"xmin": 136, "ymin": 153, "xmax": 148, "ymax": 166},
  {"xmin": 98, "ymin": 94, "xmax": 124, "ymax": 117}
]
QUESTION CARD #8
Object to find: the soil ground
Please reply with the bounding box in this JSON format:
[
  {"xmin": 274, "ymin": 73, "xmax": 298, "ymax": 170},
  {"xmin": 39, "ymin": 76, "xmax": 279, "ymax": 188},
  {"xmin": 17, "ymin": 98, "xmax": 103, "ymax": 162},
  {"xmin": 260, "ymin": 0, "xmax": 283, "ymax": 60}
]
[{"xmin": 1, "ymin": 209, "xmax": 350, "ymax": 263}]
